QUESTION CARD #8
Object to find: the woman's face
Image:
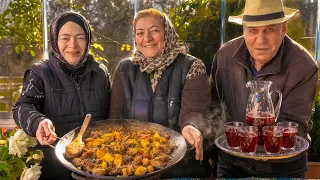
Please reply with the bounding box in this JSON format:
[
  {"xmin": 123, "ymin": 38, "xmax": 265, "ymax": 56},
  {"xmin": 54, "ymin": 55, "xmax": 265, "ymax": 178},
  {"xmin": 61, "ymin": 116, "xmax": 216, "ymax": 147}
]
[
  {"xmin": 135, "ymin": 16, "xmax": 165, "ymax": 58},
  {"xmin": 58, "ymin": 21, "xmax": 86, "ymax": 65}
]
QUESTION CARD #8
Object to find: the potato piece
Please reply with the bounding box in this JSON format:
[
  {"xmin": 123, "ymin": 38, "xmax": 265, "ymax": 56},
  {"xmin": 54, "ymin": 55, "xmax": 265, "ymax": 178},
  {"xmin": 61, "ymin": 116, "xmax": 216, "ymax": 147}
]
[
  {"xmin": 101, "ymin": 161, "xmax": 107, "ymax": 169},
  {"xmin": 151, "ymin": 141, "xmax": 160, "ymax": 148},
  {"xmin": 134, "ymin": 166, "xmax": 147, "ymax": 176},
  {"xmin": 86, "ymin": 141, "xmax": 94, "ymax": 147},
  {"xmin": 122, "ymin": 168, "xmax": 128, "ymax": 176},
  {"xmin": 127, "ymin": 148, "xmax": 139, "ymax": 156},
  {"xmin": 96, "ymin": 149, "xmax": 106, "ymax": 159},
  {"xmin": 147, "ymin": 165, "xmax": 154, "ymax": 173},
  {"xmin": 92, "ymin": 168, "xmax": 106, "ymax": 176},
  {"xmin": 114, "ymin": 159, "xmax": 122, "ymax": 167},
  {"xmin": 126, "ymin": 139, "xmax": 139, "ymax": 147},
  {"xmin": 101, "ymin": 133, "xmax": 113, "ymax": 139},
  {"xmin": 102, "ymin": 153, "xmax": 114, "ymax": 162},
  {"xmin": 140, "ymin": 139, "xmax": 150, "ymax": 148},
  {"xmin": 142, "ymin": 158, "xmax": 149, "ymax": 166},
  {"xmin": 92, "ymin": 138, "xmax": 104, "ymax": 147},
  {"xmin": 160, "ymin": 137, "xmax": 168, "ymax": 143},
  {"xmin": 114, "ymin": 154, "xmax": 123, "ymax": 161},
  {"xmin": 153, "ymin": 132, "xmax": 161, "ymax": 140}
]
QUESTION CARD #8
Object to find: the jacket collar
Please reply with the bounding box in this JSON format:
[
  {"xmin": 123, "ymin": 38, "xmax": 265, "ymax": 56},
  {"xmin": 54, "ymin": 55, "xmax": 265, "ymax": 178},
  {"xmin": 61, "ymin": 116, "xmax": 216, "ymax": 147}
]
[{"xmin": 233, "ymin": 35, "xmax": 286, "ymax": 75}]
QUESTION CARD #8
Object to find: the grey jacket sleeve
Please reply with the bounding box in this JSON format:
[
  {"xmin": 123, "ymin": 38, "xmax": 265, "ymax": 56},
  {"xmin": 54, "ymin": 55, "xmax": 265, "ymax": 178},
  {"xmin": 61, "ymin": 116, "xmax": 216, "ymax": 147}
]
[
  {"xmin": 278, "ymin": 67, "xmax": 318, "ymax": 138},
  {"xmin": 12, "ymin": 70, "xmax": 46, "ymax": 136}
]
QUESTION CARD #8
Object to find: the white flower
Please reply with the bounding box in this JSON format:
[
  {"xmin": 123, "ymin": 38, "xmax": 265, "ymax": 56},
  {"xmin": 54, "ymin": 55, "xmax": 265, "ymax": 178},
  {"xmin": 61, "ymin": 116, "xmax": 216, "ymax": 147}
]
[
  {"xmin": 8, "ymin": 129, "xmax": 38, "ymax": 157},
  {"xmin": 20, "ymin": 163, "xmax": 42, "ymax": 180},
  {"xmin": 9, "ymin": 129, "xmax": 29, "ymax": 157}
]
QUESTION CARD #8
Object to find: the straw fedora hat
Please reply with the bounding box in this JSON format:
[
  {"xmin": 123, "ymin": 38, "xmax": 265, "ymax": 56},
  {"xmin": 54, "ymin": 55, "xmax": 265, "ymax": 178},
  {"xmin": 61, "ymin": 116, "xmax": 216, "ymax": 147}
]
[{"xmin": 228, "ymin": 0, "xmax": 299, "ymax": 26}]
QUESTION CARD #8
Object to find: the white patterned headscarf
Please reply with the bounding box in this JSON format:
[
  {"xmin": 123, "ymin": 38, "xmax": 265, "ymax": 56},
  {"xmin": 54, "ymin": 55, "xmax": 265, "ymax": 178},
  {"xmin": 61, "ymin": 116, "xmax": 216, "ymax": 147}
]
[{"xmin": 132, "ymin": 10, "xmax": 188, "ymax": 92}]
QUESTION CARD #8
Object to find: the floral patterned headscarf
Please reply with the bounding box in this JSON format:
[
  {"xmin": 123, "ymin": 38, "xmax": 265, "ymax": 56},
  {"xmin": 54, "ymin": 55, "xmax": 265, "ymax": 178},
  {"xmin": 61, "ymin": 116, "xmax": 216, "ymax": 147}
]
[
  {"xmin": 50, "ymin": 11, "xmax": 92, "ymax": 71},
  {"xmin": 132, "ymin": 11, "xmax": 188, "ymax": 92}
]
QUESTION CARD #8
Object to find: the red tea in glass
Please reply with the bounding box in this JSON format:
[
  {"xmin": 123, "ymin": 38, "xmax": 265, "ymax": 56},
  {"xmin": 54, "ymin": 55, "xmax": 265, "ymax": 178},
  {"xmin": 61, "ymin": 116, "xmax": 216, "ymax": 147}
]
[
  {"xmin": 238, "ymin": 126, "xmax": 258, "ymax": 154},
  {"xmin": 246, "ymin": 111, "xmax": 275, "ymax": 145},
  {"xmin": 282, "ymin": 128, "xmax": 297, "ymax": 149},
  {"xmin": 277, "ymin": 121, "xmax": 298, "ymax": 150},
  {"xmin": 262, "ymin": 126, "xmax": 283, "ymax": 154},
  {"xmin": 225, "ymin": 122, "xmax": 244, "ymax": 149}
]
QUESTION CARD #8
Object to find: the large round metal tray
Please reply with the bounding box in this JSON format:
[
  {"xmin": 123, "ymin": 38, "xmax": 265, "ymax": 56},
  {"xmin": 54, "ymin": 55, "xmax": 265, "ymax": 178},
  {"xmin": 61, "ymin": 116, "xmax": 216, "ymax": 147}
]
[
  {"xmin": 215, "ymin": 134, "xmax": 309, "ymax": 161},
  {"xmin": 55, "ymin": 119, "xmax": 187, "ymax": 179}
]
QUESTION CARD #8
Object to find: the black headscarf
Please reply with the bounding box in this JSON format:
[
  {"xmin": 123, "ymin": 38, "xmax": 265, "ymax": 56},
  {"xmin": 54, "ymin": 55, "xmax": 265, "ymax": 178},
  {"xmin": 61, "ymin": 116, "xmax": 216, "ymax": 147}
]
[{"xmin": 49, "ymin": 11, "xmax": 92, "ymax": 72}]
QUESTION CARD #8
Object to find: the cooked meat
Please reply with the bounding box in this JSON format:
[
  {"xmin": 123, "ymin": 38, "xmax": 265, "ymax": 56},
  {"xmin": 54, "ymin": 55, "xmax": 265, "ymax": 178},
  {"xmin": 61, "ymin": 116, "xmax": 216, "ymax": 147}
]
[
  {"xmin": 150, "ymin": 160, "xmax": 166, "ymax": 170},
  {"xmin": 68, "ymin": 128, "xmax": 174, "ymax": 177},
  {"xmin": 91, "ymin": 130, "xmax": 104, "ymax": 139},
  {"xmin": 109, "ymin": 166, "xmax": 122, "ymax": 175}
]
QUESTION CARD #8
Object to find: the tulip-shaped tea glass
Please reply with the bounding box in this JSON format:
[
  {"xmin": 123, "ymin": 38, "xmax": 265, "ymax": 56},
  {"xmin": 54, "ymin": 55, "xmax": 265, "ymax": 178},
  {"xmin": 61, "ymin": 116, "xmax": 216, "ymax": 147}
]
[
  {"xmin": 224, "ymin": 121, "xmax": 244, "ymax": 149},
  {"xmin": 246, "ymin": 80, "xmax": 282, "ymax": 145},
  {"xmin": 277, "ymin": 121, "xmax": 298, "ymax": 150},
  {"xmin": 262, "ymin": 126, "xmax": 283, "ymax": 154},
  {"xmin": 238, "ymin": 126, "xmax": 258, "ymax": 154}
]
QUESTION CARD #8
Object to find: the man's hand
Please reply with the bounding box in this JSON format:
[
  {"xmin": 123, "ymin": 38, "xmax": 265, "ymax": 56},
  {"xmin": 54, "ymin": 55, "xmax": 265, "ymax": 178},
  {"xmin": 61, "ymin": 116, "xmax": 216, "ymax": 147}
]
[
  {"xmin": 36, "ymin": 119, "xmax": 57, "ymax": 145},
  {"xmin": 182, "ymin": 125, "xmax": 203, "ymax": 161}
]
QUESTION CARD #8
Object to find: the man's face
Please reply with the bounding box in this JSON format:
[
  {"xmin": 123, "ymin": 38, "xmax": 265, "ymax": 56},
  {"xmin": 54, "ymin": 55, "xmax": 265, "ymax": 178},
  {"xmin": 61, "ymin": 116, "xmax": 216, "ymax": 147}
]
[{"xmin": 243, "ymin": 23, "xmax": 286, "ymax": 65}]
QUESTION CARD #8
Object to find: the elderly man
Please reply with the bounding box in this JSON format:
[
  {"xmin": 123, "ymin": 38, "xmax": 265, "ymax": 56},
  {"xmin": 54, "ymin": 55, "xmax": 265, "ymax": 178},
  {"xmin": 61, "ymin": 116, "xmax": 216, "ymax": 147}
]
[{"xmin": 210, "ymin": 0, "xmax": 318, "ymax": 178}]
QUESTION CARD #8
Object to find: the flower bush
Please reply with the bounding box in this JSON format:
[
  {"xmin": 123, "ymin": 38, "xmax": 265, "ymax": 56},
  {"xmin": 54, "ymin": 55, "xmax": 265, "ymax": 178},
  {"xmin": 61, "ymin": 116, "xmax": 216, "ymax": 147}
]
[{"xmin": 0, "ymin": 128, "xmax": 43, "ymax": 180}]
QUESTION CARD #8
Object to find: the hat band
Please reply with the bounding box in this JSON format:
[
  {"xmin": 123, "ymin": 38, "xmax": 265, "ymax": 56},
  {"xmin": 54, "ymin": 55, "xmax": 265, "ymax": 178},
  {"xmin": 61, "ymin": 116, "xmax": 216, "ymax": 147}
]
[{"xmin": 243, "ymin": 11, "xmax": 285, "ymax": 22}]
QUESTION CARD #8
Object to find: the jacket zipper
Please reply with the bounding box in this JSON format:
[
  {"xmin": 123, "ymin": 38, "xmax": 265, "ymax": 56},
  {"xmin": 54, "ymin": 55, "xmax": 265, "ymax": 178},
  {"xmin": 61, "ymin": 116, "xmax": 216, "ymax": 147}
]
[
  {"xmin": 146, "ymin": 73, "xmax": 154, "ymax": 122},
  {"xmin": 149, "ymin": 93, "xmax": 154, "ymax": 122},
  {"xmin": 169, "ymin": 100, "xmax": 173, "ymax": 122},
  {"xmin": 69, "ymin": 73, "xmax": 88, "ymax": 119},
  {"xmin": 60, "ymin": 62, "xmax": 93, "ymax": 120},
  {"xmin": 75, "ymin": 83, "xmax": 85, "ymax": 118}
]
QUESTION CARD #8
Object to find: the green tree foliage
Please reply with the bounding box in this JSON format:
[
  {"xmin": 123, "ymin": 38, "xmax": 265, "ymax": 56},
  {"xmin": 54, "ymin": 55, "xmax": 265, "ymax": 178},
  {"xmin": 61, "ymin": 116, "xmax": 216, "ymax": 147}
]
[
  {"xmin": 169, "ymin": 0, "xmax": 244, "ymax": 72},
  {"xmin": 0, "ymin": 0, "xmax": 42, "ymax": 57}
]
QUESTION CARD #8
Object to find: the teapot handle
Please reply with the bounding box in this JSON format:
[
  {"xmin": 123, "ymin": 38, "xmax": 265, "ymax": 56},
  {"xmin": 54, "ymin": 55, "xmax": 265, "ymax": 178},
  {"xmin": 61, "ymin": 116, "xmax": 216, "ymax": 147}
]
[{"xmin": 270, "ymin": 89, "xmax": 282, "ymax": 122}]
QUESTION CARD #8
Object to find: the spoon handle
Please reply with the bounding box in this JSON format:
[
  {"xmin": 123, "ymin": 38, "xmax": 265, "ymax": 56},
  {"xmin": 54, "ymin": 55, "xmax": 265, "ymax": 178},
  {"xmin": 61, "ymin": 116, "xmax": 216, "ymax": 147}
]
[{"xmin": 78, "ymin": 114, "xmax": 92, "ymax": 137}]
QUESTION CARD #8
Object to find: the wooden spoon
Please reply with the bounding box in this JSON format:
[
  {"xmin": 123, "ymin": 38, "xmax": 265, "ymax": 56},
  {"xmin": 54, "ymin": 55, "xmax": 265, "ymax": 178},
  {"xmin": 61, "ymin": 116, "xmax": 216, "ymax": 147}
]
[{"xmin": 65, "ymin": 114, "xmax": 91, "ymax": 159}]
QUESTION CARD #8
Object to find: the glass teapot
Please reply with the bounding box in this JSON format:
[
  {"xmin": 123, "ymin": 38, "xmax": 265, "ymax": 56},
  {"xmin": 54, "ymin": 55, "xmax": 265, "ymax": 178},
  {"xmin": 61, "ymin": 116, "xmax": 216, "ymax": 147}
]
[{"xmin": 245, "ymin": 80, "xmax": 282, "ymax": 145}]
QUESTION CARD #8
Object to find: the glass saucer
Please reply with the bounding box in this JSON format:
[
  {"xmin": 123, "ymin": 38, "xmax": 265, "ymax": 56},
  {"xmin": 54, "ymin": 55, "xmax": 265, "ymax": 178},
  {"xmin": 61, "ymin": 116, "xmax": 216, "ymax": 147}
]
[{"xmin": 214, "ymin": 135, "xmax": 309, "ymax": 160}]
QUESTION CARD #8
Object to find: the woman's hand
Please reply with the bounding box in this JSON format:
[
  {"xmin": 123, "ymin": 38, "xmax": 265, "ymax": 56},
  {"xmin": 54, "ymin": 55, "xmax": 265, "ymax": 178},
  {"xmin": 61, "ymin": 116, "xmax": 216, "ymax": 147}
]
[
  {"xmin": 181, "ymin": 125, "xmax": 203, "ymax": 161},
  {"xmin": 36, "ymin": 119, "xmax": 57, "ymax": 145}
]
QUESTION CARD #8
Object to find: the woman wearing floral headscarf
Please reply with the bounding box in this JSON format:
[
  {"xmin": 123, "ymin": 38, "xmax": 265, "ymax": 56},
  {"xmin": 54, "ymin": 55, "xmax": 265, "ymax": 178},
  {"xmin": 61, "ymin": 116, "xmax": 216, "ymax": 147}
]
[
  {"xmin": 109, "ymin": 8, "xmax": 211, "ymax": 178},
  {"xmin": 13, "ymin": 12, "xmax": 110, "ymax": 179}
]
